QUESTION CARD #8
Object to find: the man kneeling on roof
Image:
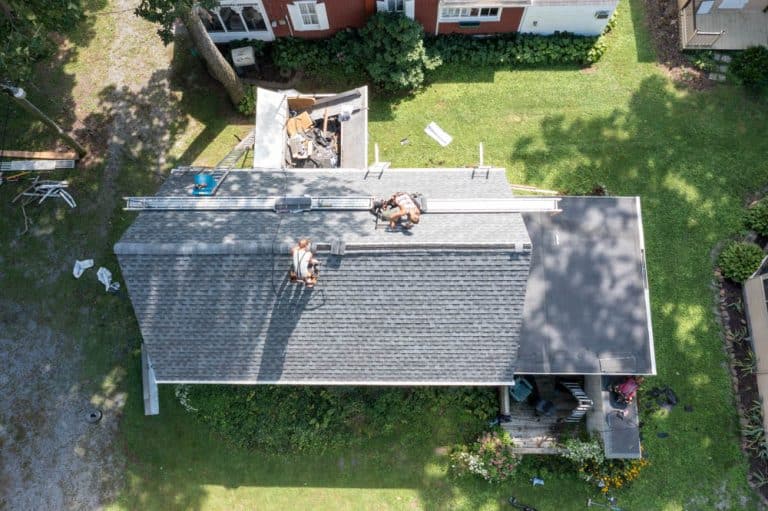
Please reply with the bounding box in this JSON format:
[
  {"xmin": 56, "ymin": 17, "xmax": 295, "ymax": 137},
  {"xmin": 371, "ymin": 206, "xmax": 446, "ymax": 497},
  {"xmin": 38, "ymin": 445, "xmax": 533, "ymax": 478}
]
[
  {"xmin": 376, "ymin": 192, "xmax": 422, "ymax": 230},
  {"xmin": 291, "ymin": 239, "xmax": 320, "ymax": 288}
]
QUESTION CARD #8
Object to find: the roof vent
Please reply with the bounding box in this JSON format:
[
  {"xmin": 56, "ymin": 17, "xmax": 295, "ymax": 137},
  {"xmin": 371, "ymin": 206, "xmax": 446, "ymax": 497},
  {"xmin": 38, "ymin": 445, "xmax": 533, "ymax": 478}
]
[
  {"xmin": 331, "ymin": 239, "xmax": 346, "ymax": 255},
  {"xmin": 274, "ymin": 195, "xmax": 312, "ymax": 213}
]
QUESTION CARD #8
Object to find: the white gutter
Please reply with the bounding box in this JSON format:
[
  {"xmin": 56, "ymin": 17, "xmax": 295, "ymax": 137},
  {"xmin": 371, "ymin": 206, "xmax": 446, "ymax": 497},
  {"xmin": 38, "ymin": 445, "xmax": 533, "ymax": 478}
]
[{"xmin": 635, "ymin": 196, "xmax": 657, "ymax": 376}]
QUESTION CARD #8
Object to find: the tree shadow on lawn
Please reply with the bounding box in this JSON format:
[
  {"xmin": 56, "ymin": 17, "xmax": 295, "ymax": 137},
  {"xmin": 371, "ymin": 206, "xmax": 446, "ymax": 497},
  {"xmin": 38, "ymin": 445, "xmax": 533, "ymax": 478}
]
[
  {"xmin": 511, "ymin": 74, "xmax": 767, "ymax": 508},
  {"xmin": 0, "ymin": 0, "xmax": 108, "ymax": 153}
]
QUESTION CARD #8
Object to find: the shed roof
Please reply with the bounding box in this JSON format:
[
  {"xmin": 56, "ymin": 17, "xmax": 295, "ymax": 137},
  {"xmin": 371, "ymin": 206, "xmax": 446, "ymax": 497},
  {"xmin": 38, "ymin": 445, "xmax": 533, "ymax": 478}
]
[{"xmin": 116, "ymin": 168, "xmax": 533, "ymax": 384}]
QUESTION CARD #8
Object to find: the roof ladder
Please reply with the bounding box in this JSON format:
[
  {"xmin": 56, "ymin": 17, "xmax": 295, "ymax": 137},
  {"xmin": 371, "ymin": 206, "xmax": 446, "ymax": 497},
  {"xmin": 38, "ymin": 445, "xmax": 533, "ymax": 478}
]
[
  {"xmin": 123, "ymin": 195, "xmax": 561, "ymax": 212},
  {"xmin": 192, "ymin": 129, "xmax": 256, "ymax": 197}
]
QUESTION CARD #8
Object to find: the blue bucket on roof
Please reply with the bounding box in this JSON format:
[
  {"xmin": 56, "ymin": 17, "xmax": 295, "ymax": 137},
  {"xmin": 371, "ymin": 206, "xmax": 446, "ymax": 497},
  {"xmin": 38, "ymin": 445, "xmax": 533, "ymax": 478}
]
[{"xmin": 192, "ymin": 173, "xmax": 215, "ymax": 196}]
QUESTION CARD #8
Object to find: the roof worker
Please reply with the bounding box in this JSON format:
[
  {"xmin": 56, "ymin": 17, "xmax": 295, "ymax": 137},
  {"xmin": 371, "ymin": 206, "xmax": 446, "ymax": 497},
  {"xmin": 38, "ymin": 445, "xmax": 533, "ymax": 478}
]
[
  {"xmin": 378, "ymin": 192, "xmax": 422, "ymax": 230},
  {"xmin": 291, "ymin": 239, "xmax": 320, "ymax": 288}
]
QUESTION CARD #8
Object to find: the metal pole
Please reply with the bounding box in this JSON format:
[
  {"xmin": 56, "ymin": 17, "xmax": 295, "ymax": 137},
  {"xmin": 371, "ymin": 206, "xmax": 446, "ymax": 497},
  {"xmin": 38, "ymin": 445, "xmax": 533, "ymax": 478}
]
[{"xmin": 1, "ymin": 85, "xmax": 87, "ymax": 158}]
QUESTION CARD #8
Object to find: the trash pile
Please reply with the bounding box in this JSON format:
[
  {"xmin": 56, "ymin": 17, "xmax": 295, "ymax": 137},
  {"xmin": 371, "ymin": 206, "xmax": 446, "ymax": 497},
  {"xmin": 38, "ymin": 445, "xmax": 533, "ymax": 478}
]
[{"xmin": 285, "ymin": 108, "xmax": 342, "ymax": 168}]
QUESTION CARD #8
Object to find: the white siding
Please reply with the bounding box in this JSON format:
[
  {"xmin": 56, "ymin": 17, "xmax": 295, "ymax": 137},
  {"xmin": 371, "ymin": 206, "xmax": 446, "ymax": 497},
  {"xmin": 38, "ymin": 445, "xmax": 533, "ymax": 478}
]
[{"xmin": 519, "ymin": 4, "xmax": 617, "ymax": 36}]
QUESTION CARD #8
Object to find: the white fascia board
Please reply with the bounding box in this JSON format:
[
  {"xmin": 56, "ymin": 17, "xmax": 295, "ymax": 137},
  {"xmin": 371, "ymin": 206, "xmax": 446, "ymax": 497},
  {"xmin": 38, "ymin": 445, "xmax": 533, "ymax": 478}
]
[
  {"xmin": 156, "ymin": 379, "xmax": 518, "ymax": 386},
  {"xmin": 635, "ymin": 196, "xmax": 657, "ymax": 376}
]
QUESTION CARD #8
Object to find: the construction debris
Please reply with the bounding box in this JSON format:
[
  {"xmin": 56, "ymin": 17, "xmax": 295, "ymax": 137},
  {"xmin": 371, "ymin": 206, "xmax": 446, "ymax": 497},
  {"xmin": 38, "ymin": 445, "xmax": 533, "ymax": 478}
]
[
  {"xmin": 73, "ymin": 259, "xmax": 94, "ymax": 279},
  {"xmin": 97, "ymin": 267, "xmax": 121, "ymax": 293},
  {"xmin": 285, "ymin": 108, "xmax": 340, "ymax": 168},
  {"xmin": 425, "ymin": 122, "xmax": 452, "ymax": 147},
  {"xmin": 12, "ymin": 177, "xmax": 76, "ymax": 208}
]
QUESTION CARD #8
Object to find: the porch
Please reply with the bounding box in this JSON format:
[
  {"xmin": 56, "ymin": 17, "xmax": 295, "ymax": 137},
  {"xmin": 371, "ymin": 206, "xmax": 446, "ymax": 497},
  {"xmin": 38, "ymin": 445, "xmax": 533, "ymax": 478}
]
[
  {"xmin": 679, "ymin": 0, "xmax": 768, "ymax": 50},
  {"xmin": 499, "ymin": 376, "xmax": 589, "ymax": 454}
]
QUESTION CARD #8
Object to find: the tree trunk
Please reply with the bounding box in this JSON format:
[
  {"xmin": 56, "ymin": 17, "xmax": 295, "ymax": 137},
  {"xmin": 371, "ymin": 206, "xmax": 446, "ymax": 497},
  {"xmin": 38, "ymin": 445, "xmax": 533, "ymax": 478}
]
[{"xmin": 182, "ymin": 7, "xmax": 245, "ymax": 107}]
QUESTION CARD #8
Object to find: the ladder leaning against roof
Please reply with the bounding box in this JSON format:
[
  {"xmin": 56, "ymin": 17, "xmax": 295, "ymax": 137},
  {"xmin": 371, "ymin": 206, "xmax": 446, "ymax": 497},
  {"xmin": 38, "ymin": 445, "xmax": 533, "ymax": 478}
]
[{"xmin": 191, "ymin": 129, "xmax": 256, "ymax": 197}]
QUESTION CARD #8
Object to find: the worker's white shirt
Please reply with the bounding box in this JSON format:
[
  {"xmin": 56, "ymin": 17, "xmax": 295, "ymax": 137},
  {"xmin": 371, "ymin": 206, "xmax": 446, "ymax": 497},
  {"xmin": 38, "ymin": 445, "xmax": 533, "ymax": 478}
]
[{"xmin": 293, "ymin": 248, "xmax": 312, "ymax": 278}]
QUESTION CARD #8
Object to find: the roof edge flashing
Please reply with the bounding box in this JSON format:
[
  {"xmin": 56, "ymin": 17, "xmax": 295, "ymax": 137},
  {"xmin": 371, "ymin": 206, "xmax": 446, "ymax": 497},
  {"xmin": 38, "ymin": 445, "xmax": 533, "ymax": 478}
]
[{"xmin": 114, "ymin": 240, "xmax": 534, "ymax": 256}]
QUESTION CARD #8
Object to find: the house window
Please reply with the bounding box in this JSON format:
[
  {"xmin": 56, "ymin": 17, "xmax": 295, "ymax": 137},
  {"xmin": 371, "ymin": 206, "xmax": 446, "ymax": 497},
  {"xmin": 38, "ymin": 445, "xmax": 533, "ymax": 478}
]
[
  {"xmin": 287, "ymin": 1, "xmax": 329, "ymax": 31},
  {"xmin": 202, "ymin": 9, "xmax": 225, "ymax": 32},
  {"xmin": 384, "ymin": 0, "xmax": 404, "ymax": 11},
  {"xmin": 220, "ymin": 7, "xmax": 246, "ymax": 32},
  {"xmin": 439, "ymin": 7, "xmax": 501, "ymax": 22},
  {"xmin": 299, "ymin": 2, "xmax": 320, "ymax": 27},
  {"xmin": 242, "ymin": 6, "xmax": 267, "ymax": 31}
]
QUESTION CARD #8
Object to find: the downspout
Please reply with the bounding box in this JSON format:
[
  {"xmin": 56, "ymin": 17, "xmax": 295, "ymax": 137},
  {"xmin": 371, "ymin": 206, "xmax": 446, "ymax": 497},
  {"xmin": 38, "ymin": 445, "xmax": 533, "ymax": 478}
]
[
  {"xmin": 435, "ymin": 0, "xmax": 441, "ymax": 35},
  {"xmin": 282, "ymin": 3, "xmax": 294, "ymax": 36}
]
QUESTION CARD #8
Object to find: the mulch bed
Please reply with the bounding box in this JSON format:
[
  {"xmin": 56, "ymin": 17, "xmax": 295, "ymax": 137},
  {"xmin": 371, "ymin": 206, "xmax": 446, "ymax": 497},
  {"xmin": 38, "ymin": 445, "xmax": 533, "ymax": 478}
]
[
  {"xmin": 643, "ymin": 0, "xmax": 712, "ymax": 89},
  {"xmin": 715, "ymin": 234, "xmax": 768, "ymax": 502}
]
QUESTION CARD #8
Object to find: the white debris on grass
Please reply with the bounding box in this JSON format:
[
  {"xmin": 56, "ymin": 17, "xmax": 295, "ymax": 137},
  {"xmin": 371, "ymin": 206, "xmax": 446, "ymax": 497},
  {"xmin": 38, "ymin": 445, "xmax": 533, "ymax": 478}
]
[
  {"xmin": 72, "ymin": 259, "xmax": 94, "ymax": 279},
  {"xmin": 424, "ymin": 122, "xmax": 453, "ymax": 147},
  {"xmin": 96, "ymin": 267, "xmax": 120, "ymax": 293}
]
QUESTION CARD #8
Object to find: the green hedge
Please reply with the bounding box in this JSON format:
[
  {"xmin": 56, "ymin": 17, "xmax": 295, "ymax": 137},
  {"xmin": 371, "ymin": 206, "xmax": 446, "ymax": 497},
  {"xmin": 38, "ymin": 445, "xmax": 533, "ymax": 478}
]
[
  {"xmin": 267, "ymin": 17, "xmax": 609, "ymax": 92},
  {"xmin": 425, "ymin": 32, "xmax": 607, "ymax": 67},
  {"xmin": 730, "ymin": 46, "xmax": 768, "ymax": 88}
]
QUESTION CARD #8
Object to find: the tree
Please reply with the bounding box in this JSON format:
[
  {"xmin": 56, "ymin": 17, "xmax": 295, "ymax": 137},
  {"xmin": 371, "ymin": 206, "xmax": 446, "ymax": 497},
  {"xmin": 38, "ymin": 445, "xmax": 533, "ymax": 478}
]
[
  {"xmin": 0, "ymin": 0, "xmax": 84, "ymax": 84},
  {"xmin": 135, "ymin": 0, "xmax": 244, "ymax": 106}
]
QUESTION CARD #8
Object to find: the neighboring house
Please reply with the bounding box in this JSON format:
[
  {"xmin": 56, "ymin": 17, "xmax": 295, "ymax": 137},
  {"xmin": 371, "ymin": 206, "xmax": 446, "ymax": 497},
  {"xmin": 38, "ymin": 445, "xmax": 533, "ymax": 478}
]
[
  {"xmin": 679, "ymin": 0, "xmax": 768, "ymax": 50},
  {"xmin": 116, "ymin": 87, "xmax": 656, "ymax": 459},
  {"xmin": 744, "ymin": 257, "xmax": 768, "ymax": 436},
  {"xmin": 200, "ymin": 0, "xmax": 618, "ymax": 43}
]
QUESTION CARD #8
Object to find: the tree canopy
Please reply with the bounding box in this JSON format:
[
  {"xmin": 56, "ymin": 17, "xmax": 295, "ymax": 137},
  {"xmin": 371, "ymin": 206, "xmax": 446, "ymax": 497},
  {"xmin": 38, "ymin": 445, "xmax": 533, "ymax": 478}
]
[
  {"xmin": 0, "ymin": 0, "xmax": 84, "ymax": 84},
  {"xmin": 135, "ymin": 0, "xmax": 217, "ymax": 45}
]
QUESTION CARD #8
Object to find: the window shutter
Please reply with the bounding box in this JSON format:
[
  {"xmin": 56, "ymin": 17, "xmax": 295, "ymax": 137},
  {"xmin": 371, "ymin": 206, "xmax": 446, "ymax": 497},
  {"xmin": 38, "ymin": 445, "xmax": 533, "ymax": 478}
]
[
  {"xmin": 287, "ymin": 3, "xmax": 305, "ymax": 31},
  {"xmin": 404, "ymin": 0, "xmax": 415, "ymax": 19},
  {"xmin": 316, "ymin": 3, "xmax": 329, "ymax": 30},
  {"xmin": 376, "ymin": 0, "xmax": 387, "ymax": 12}
]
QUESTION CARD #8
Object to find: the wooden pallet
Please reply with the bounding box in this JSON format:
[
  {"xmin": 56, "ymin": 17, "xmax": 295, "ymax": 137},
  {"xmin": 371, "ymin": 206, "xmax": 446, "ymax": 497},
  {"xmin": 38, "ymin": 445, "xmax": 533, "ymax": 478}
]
[{"xmin": 0, "ymin": 150, "xmax": 79, "ymax": 160}]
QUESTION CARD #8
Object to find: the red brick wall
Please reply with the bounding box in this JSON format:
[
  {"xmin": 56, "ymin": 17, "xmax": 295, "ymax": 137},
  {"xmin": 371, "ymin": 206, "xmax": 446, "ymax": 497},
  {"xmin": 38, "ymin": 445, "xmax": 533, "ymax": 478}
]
[
  {"xmin": 263, "ymin": 0, "xmax": 372, "ymax": 39},
  {"xmin": 262, "ymin": 1, "xmax": 523, "ymax": 40}
]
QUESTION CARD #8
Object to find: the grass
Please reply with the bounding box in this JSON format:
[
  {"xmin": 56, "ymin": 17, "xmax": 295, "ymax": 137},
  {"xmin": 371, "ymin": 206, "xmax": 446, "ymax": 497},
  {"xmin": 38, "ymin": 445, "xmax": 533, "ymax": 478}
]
[{"xmin": 1, "ymin": 0, "xmax": 767, "ymax": 509}]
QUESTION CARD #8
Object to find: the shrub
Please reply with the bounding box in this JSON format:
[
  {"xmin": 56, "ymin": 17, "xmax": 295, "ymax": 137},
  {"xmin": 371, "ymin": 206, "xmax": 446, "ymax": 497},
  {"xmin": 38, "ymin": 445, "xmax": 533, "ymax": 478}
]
[
  {"xmin": 426, "ymin": 32, "xmax": 606, "ymax": 67},
  {"xmin": 357, "ymin": 13, "xmax": 441, "ymax": 92},
  {"xmin": 746, "ymin": 198, "xmax": 768, "ymax": 237},
  {"xmin": 730, "ymin": 46, "xmax": 768, "ymax": 88},
  {"xmin": 180, "ymin": 385, "xmax": 497, "ymax": 453},
  {"xmin": 271, "ymin": 37, "xmax": 330, "ymax": 73},
  {"xmin": 237, "ymin": 85, "xmax": 256, "ymax": 116},
  {"xmin": 718, "ymin": 241, "xmax": 765, "ymax": 282},
  {"xmin": 560, "ymin": 438, "xmax": 649, "ymax": 493},
  {"xmin": 450, "ymin": 430, "xmax": 521, "ymax": 483}
]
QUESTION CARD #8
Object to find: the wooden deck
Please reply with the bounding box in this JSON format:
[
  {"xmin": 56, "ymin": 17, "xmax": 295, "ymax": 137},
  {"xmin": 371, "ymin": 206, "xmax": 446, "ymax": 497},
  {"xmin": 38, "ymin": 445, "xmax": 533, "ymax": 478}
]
[
  {"xmin": 500, "ymin": 378, "xmax": 584, "ymax": 454},
  {"xmin": 680, "ymin": 1, "xmax": 768, "ymax": 49}
]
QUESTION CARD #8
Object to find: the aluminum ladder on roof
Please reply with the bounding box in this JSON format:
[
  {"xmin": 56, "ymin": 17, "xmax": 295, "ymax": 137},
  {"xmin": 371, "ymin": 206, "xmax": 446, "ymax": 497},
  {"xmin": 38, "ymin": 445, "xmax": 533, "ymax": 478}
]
[
  {"xmin": 193, "ymin": 129, "xmax": 256, "ymax": 196},
  {"xmin": 123, "ymin": 195, "xmax": 561, "ymax": 212}
]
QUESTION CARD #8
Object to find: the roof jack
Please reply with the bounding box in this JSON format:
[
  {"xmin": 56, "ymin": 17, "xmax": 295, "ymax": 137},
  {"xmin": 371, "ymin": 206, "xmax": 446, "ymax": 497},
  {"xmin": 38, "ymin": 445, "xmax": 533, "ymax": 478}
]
[
  {"xmin": 471, "ymin": 143, "xmax": 491, "ymax": 180},
  {"xmin": 366, "ymin": 143, "xmax": 390, "ymax": 178}
]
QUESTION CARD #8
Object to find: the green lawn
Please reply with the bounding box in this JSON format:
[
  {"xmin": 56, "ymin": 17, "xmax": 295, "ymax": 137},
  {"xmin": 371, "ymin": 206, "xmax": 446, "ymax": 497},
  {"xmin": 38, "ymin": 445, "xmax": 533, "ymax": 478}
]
[{"xmin": 2, "ymin": 0, "xmax": 767, "ymax": 509}]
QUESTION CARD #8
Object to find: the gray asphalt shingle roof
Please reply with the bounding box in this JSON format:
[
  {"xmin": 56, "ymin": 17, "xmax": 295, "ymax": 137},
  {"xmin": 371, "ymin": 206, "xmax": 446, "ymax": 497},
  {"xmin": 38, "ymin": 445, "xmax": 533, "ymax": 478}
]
[{"xmin": 116, "ymin": 168, "xmax": 533, "ymax": 384}]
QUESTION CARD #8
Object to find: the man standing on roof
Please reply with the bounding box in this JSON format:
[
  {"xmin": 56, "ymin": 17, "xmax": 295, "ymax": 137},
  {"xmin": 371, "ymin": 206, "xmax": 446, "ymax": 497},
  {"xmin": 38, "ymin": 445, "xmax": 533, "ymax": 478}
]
[
  {"xmin": 378, "ymin": 192, "xmax": 421, "ymax": 230},
  {"xmin": 291, "ymin": 239, "xmax": 319, "ymax": 288}
]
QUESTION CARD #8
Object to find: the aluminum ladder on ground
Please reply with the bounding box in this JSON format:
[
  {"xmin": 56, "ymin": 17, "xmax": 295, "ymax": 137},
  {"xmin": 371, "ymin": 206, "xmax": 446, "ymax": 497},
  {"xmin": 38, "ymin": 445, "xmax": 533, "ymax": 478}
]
[
  {"xmin": 0, "ymin": 160, "xmax": 76, "ymax": 171},
  {"xmin": 123, "ymin": 195, "xmax": 561, "ymax": 213},
  {"xmin": 193, "ymin": 129, "xmax": 256, "ymax": 196},
  {"xmin": 561, "ymin": 382, "xmax": 593, "ymax": 423}
]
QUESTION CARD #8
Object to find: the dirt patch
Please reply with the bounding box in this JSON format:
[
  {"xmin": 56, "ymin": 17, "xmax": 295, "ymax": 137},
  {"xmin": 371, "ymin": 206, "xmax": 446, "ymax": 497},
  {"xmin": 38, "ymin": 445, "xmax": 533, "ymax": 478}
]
[
  {"xmin": 0, "ymin": 305, "xmax": 125, "ymax": 510},
  {"xmin": 643, "ymin": 0, "xmax": 711, "ymax": 89}
]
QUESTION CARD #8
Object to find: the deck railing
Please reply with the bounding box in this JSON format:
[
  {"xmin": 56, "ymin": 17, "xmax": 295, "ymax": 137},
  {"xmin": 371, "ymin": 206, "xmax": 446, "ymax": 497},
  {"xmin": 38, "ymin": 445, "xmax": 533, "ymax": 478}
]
[{"xmin": 680, "ymin": 0, "xmax": 725, "ymax": 48}]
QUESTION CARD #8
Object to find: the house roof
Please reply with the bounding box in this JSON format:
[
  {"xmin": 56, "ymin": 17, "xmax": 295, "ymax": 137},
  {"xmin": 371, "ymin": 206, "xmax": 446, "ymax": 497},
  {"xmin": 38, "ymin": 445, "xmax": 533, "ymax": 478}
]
[
  {"xmin": 115, "ymin": 168, "xmax": 533, "ymax": 384},
  {"xmin": 516, "ymin": 197, "xmax": 655, "ymax": 375}
]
